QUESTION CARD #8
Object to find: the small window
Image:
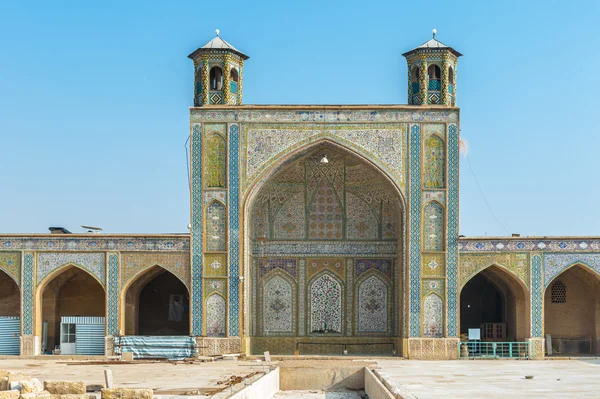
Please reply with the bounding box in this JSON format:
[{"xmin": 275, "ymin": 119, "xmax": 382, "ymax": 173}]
[
  {"xmin": 428, "ymin": 65, "xmax": 441, "ymax": 81},
  {"xmin": 412, "ymin": 66, "xmax": 420, "ymax": 83},
  {"xmin": 551, "ymin": 280, "xmax": 566, "ymax": 303},
  {"xmin": 448, "ymin": 66, "xmax": 454, "ymax": 84},
  {"xmin": 210, "ymin": 66, "xmax": 223, "ymax": 90},
  {"xmin": 230, "ymin": 68, "xmax": 239, "ymax": 83}
]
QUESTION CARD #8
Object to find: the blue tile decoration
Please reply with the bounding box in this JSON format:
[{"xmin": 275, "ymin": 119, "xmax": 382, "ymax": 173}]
[
  {"xmin": 36, "ymin": 252, "xmax": 106, "ymax": 286},
  {"xmin": 229, "ymin": 123, "xmax": 240, "ymax": 336},
  {"xmin": 22, "ymin": 252, "xmax": 34, "ymax": 335},
  {"xmin": 409, "ymin": 124, "xmax": 421, "ymax": 337},
  {"xmin": 531, "ymin": 255, "xmax": 542, "ymax": 337},
  {"xmin": 107, "ymin": 253, "xmax": 119, "ymax": 335},
  {"xmin": 544, "ymin": 253, "xmax": 600, "ymax": 287},
  {"xmin": 191, "ymin": 123, "xmax": 203, "ymax": 336},
  {"xmin": 459, "ymin": 238, "xmax": 600, "ymax": 252},
  {"xmin": 428, "ymin": 80, "xmax": 441, "ymax": 91},
  {"xmin": 0, "ymin": 237, "xmax": 188, "ymax": 251},
  {"xmin": 446, "ymin": 123, "xmax": 459, "ymax": 337}
]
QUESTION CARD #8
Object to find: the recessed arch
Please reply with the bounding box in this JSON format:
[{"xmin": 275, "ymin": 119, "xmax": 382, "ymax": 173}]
[
  {"xmin": 0, "ymin": 269, "xmax": 20, "ymax": 317},
  {"xmin": 205, "ymin": 292, "xmax": 227, "ymax": 337},
  {"xmin": 260, "ymin": 271, "xmax": 296, "ymax": 335},
  {"xmin": 544, "ymin": 264, "xmax": 600, "ymax": 355},
  {"xmin": 459, "ymin": 265, "xmax": 530, "ymax": 341},
  {"xmin": 36, "ymin": 265, "xmax": 106, "ymax": 353},
  {"xmin": 230, "ymin": 68, "xmax": 239, "ymax": 83},
  {"xmin": 422, "ymin": 292, "xmax": 444, "ymax": 338},
  {"xmin": 308, "ymin": 270, "xmax": 344, "ymax": 335},
  {"xmin": 355, "ymin": 271, "xmax": 391, "ymax": 334},
  {"xmin": 122, "ymin": 265, "xmax": 190, "ymax": 336},
  {"xmin": 209, "ymin": 66, "xmax": 223, "ymax": 90},
  {"xmin": 545, "ymin": 261, "xmax": 600, "ymax": 288},
  {"xmin": 423, "ymin": 200, "xmax": 445, "ymax": 251}
]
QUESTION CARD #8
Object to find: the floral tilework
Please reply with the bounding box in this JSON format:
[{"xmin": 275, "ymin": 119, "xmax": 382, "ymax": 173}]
[
  {"xmin": 423, "ymin": 201, "xmax": 444, "ymax": 251},
  {"xmin": 310, "ymin": 274, "xmax": 342, "ymax": 334},
  {"xmin": 307, "ymin": 258, "xmax": 345, "ymax": 280},
  {"xmin": 409, "ymin": 123, "xmax": 421, "ymax": 337},
  {"xmin": 346, "ymin": 193, "xmax": 378, "ymax": 240},
  {"xmin": 121, "ymin": 252, "xmax": 190, "ymax": 288},
  {"xmin": 229, "ymin": 123, "xmax": 240, "ymax": 336},
  {"xmin": 308, "ymin": 179, "xmax": 343, "ymax": 240},
  {"xmin": 355, "ymin": 259, "xmax": 393, "ymax": 279},
  {"xmin": 273, "ymin": 193, "xmax": 306, "ymax": 239},
  {"xmin": 258, "ymin": 258, "xmax": 297, "ymax": 278},
  {"xmin": 422, "ymin": 294, "xmax": 443, "ymax": 338},
  {"xmin": 459, "ymin": 253, "xmax": 529, "ymax": 289},
  {"xmin": 206, "ymin": 201, "xmax": 226, "ymax": 251},
  {"xmin": 107, "ymin": 253, "xmax": 119, "ymax": 335},
  {"xmin": 531, "ymin": 255, "xmax": 543, "ymax": 337},
  {"xmin": 357, "ymin": 275, "xmax": 388, "ymax": 333},
  {"xmin": 298, "ymin": 259, "xmax": 306, "ymax": 336},
  {"xmin": 544, "ymin": 253, "xmax": 600, "ymax": 287},
  {"xmin": 423, "ymin": 134, "xmax": 445, "ymax": 189},
  {"xmin": 204, "ymin": 254, "xmax": 227, "ymax": 277},
  {"xmin": 262, "ymin": 275, "xmax": 294, "ymax": 334},
  {"xmin": 206, "ymin": 294, "xmax": 226, "ymax": 337},
  {"xmin": 22, "ymin": 252, "xmax": 34, "ymax": 335},
  {"xmin": 204, "ymin": 124, "xmax": 227, "ymax": 188},
  {"xmin": 459, "ymin": 238, "xmax": 600, "ymax": 252},
  {"xmin": 0, "ymin": 252, "xmax": 20, "ymax": 286},
  {"xmin": 191, "ymin": 123, "xmax": 203, "ymax": 336},
  {"xmin": 204, "ymin": 191, "xmax": 227, "ymax": 205},
  {"xmin": 0, "ymin": 237, "xmax": 189, "ymax": 252},
  {"xmin": 446, "ymin": 123, "xmax": 459, "ymax": 337},
  {"xmin": 205, "ymin": 279, "xmax": 227, "ymax": 296},
  {"xmin": 422, "ymin": 254, "xmax": 445, "ymax": 277},
  {"xmin": 36, "ymin": 252, "xmax": 106, "ymax": 286}
]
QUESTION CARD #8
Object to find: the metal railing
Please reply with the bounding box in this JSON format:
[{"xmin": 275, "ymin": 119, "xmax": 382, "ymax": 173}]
[{"xmin": 458, "ymin": 341, "xmax": 532, "ymax": 359}]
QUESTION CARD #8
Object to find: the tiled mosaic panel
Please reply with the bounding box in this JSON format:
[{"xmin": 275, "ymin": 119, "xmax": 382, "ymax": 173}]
[
  {"xmin": 228, "ymin": 123, "xmax": 241, "ymax": 336},
  {"xmin": 1, "ymin": 237, "xmax": 189, "ymax": 251},
  {"xmin": 107, "ymin": 253, "xmax": 119, "ymax": 335},
  {"xmin": 423, "ymin": 201, "xmax": 444, "ymax": 251},
  {"xmin": 206, "ymin": 294, "xmax": 226, "ymax": 337},
  {"xmin": 544, "ymin": 253, "xmax": 600, "ymax": 287},
  {"xmin": 204, "ymin": 253, "xmax": 227, "ymax": 277},
  {"xmin": 308, "ymin": 179, "xmax": 343, "ymax": 239},
  {"xmin": 258, "ymin": 258, "xmax": 297, "ymax": 278},
  {"xmin": 121, "ymin": 252, "xmax": 190, "ymax": 288},
  {"xmin": 241, "ymin": 123, "xmax": 408, "ymax": 195},
  {"xmin": 310, "ymin": 274, "xmax": 342, "ymax": 334},
  {"xmin": 307, "ymin": 258, "xmax": 345, "ymax": 280},
  {"xmin": 381, "ymin": 201, "xmax": 398, "ymax": 239},
  {"xmin": 206, "ymin": 201, "xmax": 226, "ymax": 251},
  {"xmin": 263, "ymin": 275, "xmax": 294, "ymax": 334},
  {"xmin": 205, "ymin": 279, "xmax": 227, "ymax": 296},
  {"xmin": 357, "ymin": 276, "xmax": 388, "ymax": 333},
  {"xmin": 446, "ymin": 123, "xmax": 459, "ymax": 337},
  {"xmin": 531, "ymin": 255, "xmax": 543, "ymax": 337},
  {"xmin": 0, "ymin": 252, "xmax": 20, "ymax": 286},
  {"xmin": 254, "ymin": 242, "xmax": 397, "ymax": 256},
  {"xmin": 37, "ymin": 252, "xmax": 106, "ymax": 286},
  {"xmin": 459, "ymin": 253, "xmax": 529, "ymax": 289},
  {"xmin": 422, "ymin": 278, "xmax": 445, "ymax": 297},
  {"xmin": 191, "ymin": 123, "xmax": 203, "ymax": 336},
  {"xmin": 422, "ymin": 254, "xmax": 445, "ymax": 277},
  {"xmin": 423, "ymin": 134, "xmax": 445, "ymax": 189},
  {"xmin": 346, "ymin": 193, "xmax": 378, "ymax": 239},
  {"xmin": 355, "ymin": 259, "xmax": 392, "ymax": 279},
  {"xmin": 422, "ymin": 294, "xmax": 443, "ymax": 338},
  {"xmin": 409, "ymin": 124, "xmax": 421, "ymax": 337},
  {"xmin": 273, "ymin": 193, "xmax": 305, "ymax": 239},
  {"xmin": 204, "ymin": 190, "xmax": 226, "ymax": 204},
  {"xmin": 22, "ymin": 253, "xmax": 34, "ymax": 335},
  {"xmin": 204, "ymin": 124, "xmax": 227, "ymax": 188}
]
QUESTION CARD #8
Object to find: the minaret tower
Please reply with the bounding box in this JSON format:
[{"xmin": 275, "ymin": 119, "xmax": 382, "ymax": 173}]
[
  {"xmin": 403, "ymin": 29, "xmax": 462, "ymax": 106},
  {"xmin": 188, "ymin": 30, "xmax": 249, "ymax": 106}
]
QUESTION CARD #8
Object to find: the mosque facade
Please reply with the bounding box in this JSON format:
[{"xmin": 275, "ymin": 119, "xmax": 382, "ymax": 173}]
[{"xmin": 0, "ymin": 32, "xmax": 597, "ymax": 360}]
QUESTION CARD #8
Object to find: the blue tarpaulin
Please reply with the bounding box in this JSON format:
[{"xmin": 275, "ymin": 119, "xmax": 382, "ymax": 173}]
[{"xmin": 115, "ymin": 336, "xmax": 196, "ymax": 360}]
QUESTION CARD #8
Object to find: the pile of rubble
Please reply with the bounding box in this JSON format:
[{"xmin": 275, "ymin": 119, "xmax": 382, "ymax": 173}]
[{"xmin": 0, "ymin": 371, "xmax": 152, "ymax": 399}]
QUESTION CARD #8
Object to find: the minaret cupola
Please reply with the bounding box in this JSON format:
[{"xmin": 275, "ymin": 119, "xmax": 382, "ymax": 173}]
[
  {"xmin": 403, "ymin": 29, "xmax": 462, "ymax": 106},
  {"xmin": 188, "ymin": 30, "xmax": 249, "ymax": 106}
]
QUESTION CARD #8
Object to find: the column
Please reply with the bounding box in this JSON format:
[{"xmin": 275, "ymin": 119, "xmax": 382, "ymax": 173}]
[
  {"xmin": 201, "ymin": 57, "xmax": 209, "ymax": 105},
  {"xmin": 441, "ymin": 56, "xmax": 449, "ymax": 106},
  {"xmin": 446, "ymin": 124, "xmax": 459, "ymax": 336},
  {"xmin": 408, "ymin": 124, "xmax": 421, "ymax": 337},
  {"xmin": 228, "ymin": 124, "xmax": 240, "ymax": 336},
  {"xmin": 222, "ymin": 55, "xmax": 232, "ymax": 105},
  {"xmin": 21, "ymin": 252, "xmax": 34, "ymax": 355},
  {"xmin": 191, "ymin": 123, "xmax": 204, "ymax": 336},
  {"xmin": 419, "ymin": 56, "xmax": 428, "ymax": 105}
]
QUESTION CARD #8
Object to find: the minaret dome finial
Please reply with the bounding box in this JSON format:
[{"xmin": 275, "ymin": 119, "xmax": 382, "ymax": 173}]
[{"xmin": 432, "ymin": 28, "xmax": 437, "ymax": 39}]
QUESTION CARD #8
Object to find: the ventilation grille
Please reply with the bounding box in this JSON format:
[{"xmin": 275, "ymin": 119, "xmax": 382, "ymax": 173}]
[{"xmin": 552, "ymin": 280, "xmax": 566, "ymax": 303}]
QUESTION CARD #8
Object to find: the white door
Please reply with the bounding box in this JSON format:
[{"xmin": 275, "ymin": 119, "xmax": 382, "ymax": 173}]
[{"xmin": 60, "ymin": 323, "xmax": 76, "ymax": 354}]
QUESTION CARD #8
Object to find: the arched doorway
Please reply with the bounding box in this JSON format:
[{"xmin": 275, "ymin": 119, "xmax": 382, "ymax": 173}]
[
  {"xmin": 0, "ymin": 270, "xmax": 20, "ymax": 355},
  {"xmin": 460, "ymin": 266, "xmax": 529, "ymax": 341},
  {"xmin": 244, "ymin": 142, "xmax": 405, "ymax": 355},
  {"xmin": 39, "ymin": 266, "xmax": 106, "ymax": 355},
  {"xmin": 544, "ymin": 265, "xmax": 600, "ymax": 355},
  {"xmin": 124, "ymin": 267, "xmax": 190, "ymax": 336}
]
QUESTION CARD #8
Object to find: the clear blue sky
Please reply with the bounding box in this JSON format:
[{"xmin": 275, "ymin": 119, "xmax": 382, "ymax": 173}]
[{"xmin": 1, "ymin": 0, "xmax": 599, "ymax": 236}]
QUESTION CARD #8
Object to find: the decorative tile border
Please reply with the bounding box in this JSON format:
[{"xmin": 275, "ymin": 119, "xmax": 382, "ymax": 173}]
[
  {"xmin": 459, "ymin": 238, "xmax": 600, "ymax": 253},
  {"xmin": 37, "ymin": 252, "xmax": 106, "ymax": 286},
  {"xmin": 446, "ymin": 124, "xmax": 459, "ymax": 337},
  {"xmin": 191, "ymin": 108, "xmax": 459, "ymax": 124},
  {"xmin": 409, "ymin": 123, "xmax": 421, "ymax": 337},
  {"xmin": 191, "ymin": 123, "xmax": 203, "ymax": 336},
  {"xmin": 107, "ymin": 253, "xmax": 119, "ymax": 335},
  {"xmin": 531, "ymin": 255, "xmax": 543, "ymax": 337},
  {"xmin": 252, "ymin": 242, "xmax": 397, "ymax": 256},
  {"xmin": 0, "ymin": 251, "xmax": 21, "ymax": 286},
  {"xmin": 22, "ymin": 252, "xmax": 34, "ymax": 335},
  {"xmin": 1, "ymin": 237, "xmax": 189, "ymax": 251},
  {"xmin": 229, "ymin": 124, "xmax": 240, "ymax": 336},
  {"xmin": 544, "ymin": 253, "xmax": 600, "ymax": 287}
]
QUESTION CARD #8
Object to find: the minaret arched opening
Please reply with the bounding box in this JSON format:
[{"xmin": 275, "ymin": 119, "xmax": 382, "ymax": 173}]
[{"xmin": 210, "ymin": 66, "xmax": 223, "ymax": 91}]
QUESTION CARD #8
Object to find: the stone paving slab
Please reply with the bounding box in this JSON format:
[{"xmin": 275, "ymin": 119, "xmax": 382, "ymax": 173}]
[{"xmin": 376, "ymin": 359, "xmax": 600, "ymax": 398}]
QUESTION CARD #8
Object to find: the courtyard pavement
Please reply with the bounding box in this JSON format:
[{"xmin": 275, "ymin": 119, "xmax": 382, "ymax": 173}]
[{"xmin": 376, "ymin": 358, "xmax": 600, "ymax": 398}]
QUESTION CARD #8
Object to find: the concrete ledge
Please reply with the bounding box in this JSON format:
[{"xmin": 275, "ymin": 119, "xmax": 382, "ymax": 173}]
[
  {"xmin": 373, "ymin": 369, "xmax": 416, "ymax": 399},
  {"xmin": 223, "ymin": 368, "xmax": 279, "ymax": 399},
  {"xmin": 365, "ymin": 368, "xmax": 394, "ymax": 399}
]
